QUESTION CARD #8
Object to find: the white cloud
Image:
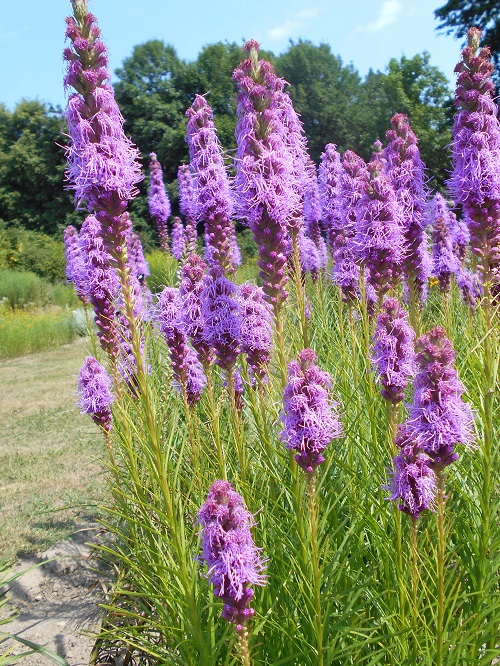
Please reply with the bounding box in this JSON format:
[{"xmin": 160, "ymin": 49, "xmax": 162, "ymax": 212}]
[
  {"xmin": 357, "ymin": 0, "xmax": 403, "ymax": 32},
  {"xmin": 267, "ymin": 8, "xmax": 320, "ymax": 42}
]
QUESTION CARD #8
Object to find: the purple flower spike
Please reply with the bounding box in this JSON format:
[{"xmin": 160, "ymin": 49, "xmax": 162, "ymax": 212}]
[
  {"xmin": 64, "ymin": 225, "xmax": 88, "ymax": 303},
  {"xmin": 78, "ymin": 356, "xmax": 114, "ymax": 432},
  {"xmin": 280, "ymin": 348, "xmax": 343, "ymax": 473},
  {"xmin": 385, "ymin": 114, "xmax": 431, "ymax": 300},
  {"xmin": 64, "ymin": 1, "xmax": 142, "ymax": 255},
  {"xmin": 450, "ymin": 27, "xmax": 500, "ymax": 281},
  {"xmin": 304, "ymin": 159, "xmax": 328, "ymax": 271},
  {"xmin": 372, "ymin": 298, "xmax": 416, "ymax": 404},
  {"xmin": 448, "ymin": 209, "xmax": 470, "ymax": 264},
  {"xmin": 408, "ymin": 326, "xmax": 474, "ymax": 469},
  {"xmin": 156, "ymin": 286, "xmax": 206, "ymax": 404},
  {"xmin": 178, "ymin": 164, "xmax": 198, "ymax": 254},
  {"xmin": 236, "ymin": 282, "xmax": 273, "ymax": 382},
  {"xmin": 171, "ymin": 217, "xmax": 186, "ymax": 261},
  {"xmin": 186, "ymin": 95, "xmax": 235, "ymax": 275},
  {"xmin": 80, "ymin": 215, "xmax": 120, "ymax": 357},
  {"xmin": 389, "ymin": 425, "xmax": 436, "ymax": 518},
  {"xmin": 318, "ymin": 144, "xmax": 344, "ymax": 255},
  {"xmin": 198, "ymin": 480, "xmax": 266, "ymax": 630},
  {"xmin": 148, "ymin": 152, "xmax": 171, "ymax": 252},
  {"xmin": 179, "ymin": 253, "xmax": 214, "ymax": 367},
  {"xmin": 431, "ymin": 194, "xmax": 458, "ymax": 294},
  {"xmin": 233, "ymin": 41, "xmax": 297, "ymax": 311},
  {"xmin": 354, "ymin": 153, "xmax": 405, "ymax": 298},
  {"xmin": 329, "ymin": 151, "xmax": 368, "ymax": 301},
  {"xmin": 299, "ymin": 231, "xmax": 321, "ymax": 281},
  {"xmin": 201, "ymin": 267, "xmax": 241, "ymax": 372},
  {"xmin": 456, "ymin": 267, "xmax": 483, "ymax": 307}
]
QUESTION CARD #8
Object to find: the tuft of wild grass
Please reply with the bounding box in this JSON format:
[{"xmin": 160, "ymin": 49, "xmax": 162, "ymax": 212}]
[
  {"xmin": 0, "ymin": 309, "xmax": 81, "ymax": 359},
  {"xmin": 145, "ymin": 250, "xmax": 178, "ymax": 293},
  {"xmin": 90, "ymin": 272, "xmax": 499, "ymax": 665},
  {"xmin": 0, "ymin": 269, "xmax": 79, "ymax": 311}
]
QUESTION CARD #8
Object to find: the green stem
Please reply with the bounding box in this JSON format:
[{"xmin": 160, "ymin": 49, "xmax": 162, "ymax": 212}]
[
  {"xmin": 436, "ymin": 470, "xmax": 446, "ymax": 666},
  {"xmin": 410, "ymin": 518, "xmax": 419, "ymax": 666},
  {"xmin": 307, "ymin": 472, "xmax": 323, "ymax": 666},
  {"xmin": 237, "ymin": 627, "xmax": 251, "ymax": 666},
  {"xmin": 227, "ymin": 368, "xmax": 247, "ymax": 494},
  {"xmin": 291, "ymin": 234, "xmax": 309, "ymax": 349},
  {"xmin": 206, "ymin": 366, "xmax": 226, "ymax": 480},
  {"xmin": 274, "ymin": 306, "xmax": 287, "ymax": 388}
]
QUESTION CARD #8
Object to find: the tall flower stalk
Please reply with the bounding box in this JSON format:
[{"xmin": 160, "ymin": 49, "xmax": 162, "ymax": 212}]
[
  {"xmin": 198, "ymin": 481, "xmax": 266, "ymax": 666},
  {"xmin": 233, "ymin": 41, "xmax": 298, "ymax": 381},
  {"xmin": 385, "ymin": 114, "xmax": 430, "ymax": 331},
  {"xmin": 280, "ymin": 349, "xmax": 343, "ymax": 665},
  {"xmin": 64, "ymin": 0, "xmax": 149, "ymax": 405},
  {"xmin": 450, "ymin": 28, "xmax": 500, "ymax": 625}
]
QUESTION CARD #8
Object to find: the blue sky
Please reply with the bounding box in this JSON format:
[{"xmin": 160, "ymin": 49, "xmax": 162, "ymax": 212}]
[{"xmin": 1, "ymin": 0, "xmax": 461, "ymax": 110}]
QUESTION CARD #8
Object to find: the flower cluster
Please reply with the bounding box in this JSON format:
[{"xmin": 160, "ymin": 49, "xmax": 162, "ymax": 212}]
[
  {"xmin": 63, "ymin": 225, "xmax": 88, "ymax": 303},
  {"xmin": 186, "ymin": 95, "xmax": 237, "ymax": 274},
  {"xmin": 281, "ymin": 348, "xmax": 343, "ymax": 473},
  {"xmin": 450, "ymin": 27, "xmax": 500, "ymax": 277},
  {"xmin": 236, "ymin": 282, "xmax": 274, "ymax": 382},
  {"xmin": 156, "ymin": 287, "xmax": 206, "ymax": 404},
  {"xmin": 64, "ymin": 0, "xmax": 142, "ymax": 254},
  {"xmin": 385, "ymin": 113, "xmax": 431, "ymax": 300},
  {"xmin": 198, "ymin": 480, "xmax": 266, "ymax": 630},
  {"xmin": 148, "ymin": 152, "xmax": 171, "ymax": 252},
  {"xmin": 431, "ymin": 194, "xmax": 458, "ymax": 294},
  {"xmin": 372, "ymin": 298, "xmax": 415, "ymax": 404},
  {"xmin": 389, "ymin": 327, "xmax": 474, "ymax": 516},
  {"xmin": 233, "ymin": 41, "xmax": 296, "ymax": 311},
  {"xmin": 78, "ymin": 356, "xmax": 114, "ymax": 431},
  {"xmin": 201, "ymin": 267, "xmax": 241, "ymax": 372}
]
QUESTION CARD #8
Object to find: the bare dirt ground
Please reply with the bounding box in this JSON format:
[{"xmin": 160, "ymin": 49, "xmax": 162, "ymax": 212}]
[{"xmin": 0, "ymin": 338, "xmax": 107, "ymax": 664}]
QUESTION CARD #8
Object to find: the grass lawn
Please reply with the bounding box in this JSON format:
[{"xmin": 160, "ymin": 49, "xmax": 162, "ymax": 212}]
[{"xmin": 0, "ymin": 337, "xmax": 105, "ymax": 556}]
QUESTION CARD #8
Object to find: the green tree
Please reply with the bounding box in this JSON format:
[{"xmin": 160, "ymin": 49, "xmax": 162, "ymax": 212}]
[
  {"xmin": 435, "ymin": 0, "xmax": 500, "ymax": 80},
  {"xmin": 114, "ymin": 40, "xmax": 187, "ymax": 182},
  {"xmin": 357, "ymin": 53, "xmax": 453, "ymax": 188},
  {"xmin": 276, "ymin": 40, "xmax": 362, "ymax": 162},
  {"xmin": 0, "ymin": 100, "xmax": 76, "ymax": 235}
]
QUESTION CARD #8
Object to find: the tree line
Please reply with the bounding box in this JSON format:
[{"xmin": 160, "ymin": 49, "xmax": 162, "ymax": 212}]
[{"xmin": 0, "ymin": 39, "xmax": 455, "ymax": 244}]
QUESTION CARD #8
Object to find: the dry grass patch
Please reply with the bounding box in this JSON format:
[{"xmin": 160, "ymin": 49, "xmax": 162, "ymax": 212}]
[{"xmin": 0, "ymin": 337, "xmax": 105, "ymax": 555}]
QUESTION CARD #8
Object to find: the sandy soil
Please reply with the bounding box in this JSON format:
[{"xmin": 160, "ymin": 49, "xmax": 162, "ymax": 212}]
[{"xmin": 3, "ymin": 528, "xmax": 105, "ymax": 665}]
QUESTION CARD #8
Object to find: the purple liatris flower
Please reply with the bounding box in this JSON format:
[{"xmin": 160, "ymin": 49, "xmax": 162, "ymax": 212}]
[
  {"xmin": 63, "ymin": 1, "xmax": 142, "ymax": 255},
  {"xmin": 233, "ymin": 41, "xmax": 296, "ymax": 312},
  {"xmin": 280, "ymin": 348, "xmax": 343, "ymax": 473},
  {"xmin": 330, "ymin": 151, "xmax": 368, "ymax": 301},
  {"xmin": 407, "ymin": 326, "xmax": 474, "ymax": 469},
  {"xmin": 78, "ymin": 356, "xmax": 114, "ymax": 431},
  {"xmin": 186, "ymin": 95, "xmax": 235, "ymax": 274},
  {"xmin": 148, "ymin": 152, "xmax": 171, "ymax": 252},
  {"xmin": 354, "ymin": 153, "xmax": 405, "ymax": 298},
  {"xmin": 304, "ymin": 159, "xmax": 328, "ymax": 270},
  {"xmin": 450, "ymin": 27, "xmax": 500, "ymax": 281},
  {"xmin": 299, "ymin": 231, "xmax": 321, "ymax": 281},
  {"xmin": 372, "ymin": 298, "xmax": 416, "ymax": 404},
  {"xmin": 236, "ymin": 282, "xmax": 273, "ymax": 382},
  {"xmin": 385, "ymin": 114, "xmax": 431, "ymax": 300},
  {"xmin": 179, "ymin": 253, "xmax": 214, "ymax": 367},
  {"xmin": 389, "ymin": 425, "xmax": 436, "ymax": 518},
  {"xmin": 171, "ymin": 217, "xmax": 186, "ymax": 261},
  {"xmin": 318, "ymin": 143, "xmax": 344, "ymax": 255},
  {"xmin": 80, "ymin": 215, "xmax": 120, "ymax": 357},
  {"xmin": 178, "ymin": 164, "xmax": 198, "ymax": 254},
  {"xmin": 156, "ymin": 287, "xmax": 206, "ymax": 404},
  {"xmin": 63, "ymin": 225, "xmax": 88, "ymax": 303},
  {"xmin": 431, "ymin": 194, "xmax": 458, "ymax": 293},
  {"xmin": 456, "ymin": 267, "xmax": 483, "ymax": 307},
  {"xmin": 448, "ymin": 209, "xmax": 470, "ymax": 264},
  {"xmin": 201, "ymin": 267, "xmax": 240, "ymax": 372},
  {"xmin": 198, "ymin": 480, "xmax": 266, "ymax": 630}
]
